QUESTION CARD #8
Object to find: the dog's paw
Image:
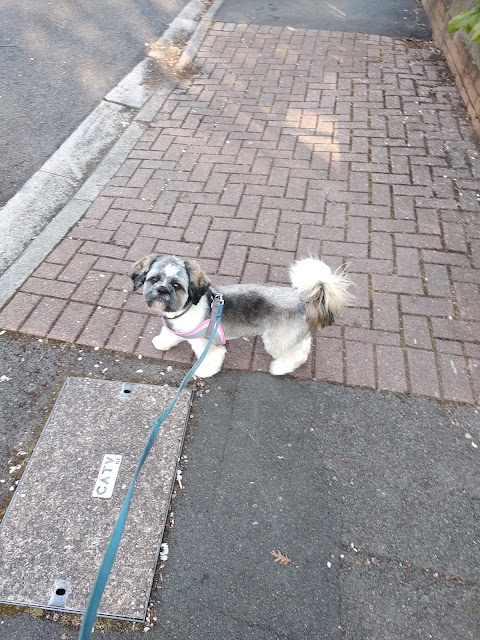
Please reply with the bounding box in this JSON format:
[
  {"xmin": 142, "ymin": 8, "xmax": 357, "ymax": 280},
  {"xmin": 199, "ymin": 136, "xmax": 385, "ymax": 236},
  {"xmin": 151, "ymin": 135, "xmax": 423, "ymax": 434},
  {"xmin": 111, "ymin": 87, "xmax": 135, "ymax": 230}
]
[
  {"xmin": 194, "ymin": 362, "xmax": 222, "ymax": 378},
  {"xmin": 269, "ymin": 359, "xmax": 296, "ymax": 376},
  {"xmin": 193, "ymin": 348, "xmax": 226, "ymax": 378},
  {"xmin": 152, "ymin": 331, "xmax": 181, "ymax": 351}
]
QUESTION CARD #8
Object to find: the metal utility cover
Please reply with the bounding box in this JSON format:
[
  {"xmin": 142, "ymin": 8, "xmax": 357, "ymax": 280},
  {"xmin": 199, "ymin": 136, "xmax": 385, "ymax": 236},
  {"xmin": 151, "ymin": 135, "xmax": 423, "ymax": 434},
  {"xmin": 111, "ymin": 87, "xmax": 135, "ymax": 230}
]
[{"xmin": 0, "ymin": 377, "xmax": 191, "ymax": 621}]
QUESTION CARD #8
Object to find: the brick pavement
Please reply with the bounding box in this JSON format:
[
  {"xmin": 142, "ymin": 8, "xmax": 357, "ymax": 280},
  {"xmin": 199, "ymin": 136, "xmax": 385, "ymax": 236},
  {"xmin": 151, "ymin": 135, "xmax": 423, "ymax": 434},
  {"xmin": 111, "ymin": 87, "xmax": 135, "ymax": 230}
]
[{"xmin": 1, "ymin": 24, "xmax": 480, "ymax": 403}]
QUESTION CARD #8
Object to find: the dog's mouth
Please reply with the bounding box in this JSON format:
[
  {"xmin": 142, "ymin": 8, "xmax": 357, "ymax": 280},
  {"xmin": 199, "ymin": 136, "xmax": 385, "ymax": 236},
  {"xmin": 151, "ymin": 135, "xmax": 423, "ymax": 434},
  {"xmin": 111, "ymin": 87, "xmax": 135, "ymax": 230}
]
[{"xmin": 147, "ymin": 297, "xmax": 169, "ymax": 311}]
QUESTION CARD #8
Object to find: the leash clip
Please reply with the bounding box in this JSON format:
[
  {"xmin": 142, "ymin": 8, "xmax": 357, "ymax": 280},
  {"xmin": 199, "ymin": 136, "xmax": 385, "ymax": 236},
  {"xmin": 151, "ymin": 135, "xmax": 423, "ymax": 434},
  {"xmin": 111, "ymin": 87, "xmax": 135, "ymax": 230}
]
[{"xmin": 209, "ymin": 287, "xmax": 224, "ymax": 308}]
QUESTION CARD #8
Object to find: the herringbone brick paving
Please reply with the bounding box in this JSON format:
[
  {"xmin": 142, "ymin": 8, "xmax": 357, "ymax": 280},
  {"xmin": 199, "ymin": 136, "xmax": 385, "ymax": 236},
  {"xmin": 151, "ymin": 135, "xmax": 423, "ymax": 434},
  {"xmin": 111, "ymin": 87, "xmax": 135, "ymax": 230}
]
[{"xmin": 1, "ymin": 24, "xmax": 480, "ymax": 403}]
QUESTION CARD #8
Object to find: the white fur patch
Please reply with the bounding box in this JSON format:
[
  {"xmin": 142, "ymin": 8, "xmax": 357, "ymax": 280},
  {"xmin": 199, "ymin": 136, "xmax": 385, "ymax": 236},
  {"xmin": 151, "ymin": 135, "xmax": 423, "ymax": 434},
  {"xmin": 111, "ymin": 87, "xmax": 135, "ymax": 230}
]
[
  {"xmin": 289, "ymin": 257, "xmax": 353, "ymax": 314},
  {"xmin": 289, "ymin": 258, "xmax": 333, "ymax": 290},
  {"xmin": 164, "ymin": 263, "xmax": 180, "ymax": 278}
]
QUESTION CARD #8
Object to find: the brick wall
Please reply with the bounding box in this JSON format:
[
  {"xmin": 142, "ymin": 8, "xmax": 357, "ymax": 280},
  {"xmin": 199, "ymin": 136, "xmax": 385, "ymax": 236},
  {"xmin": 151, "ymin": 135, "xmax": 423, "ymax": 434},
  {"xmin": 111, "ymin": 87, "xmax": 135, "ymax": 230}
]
[{"xmin": 422, "ymin": 0, "xmax": 480, "ymax": 136}]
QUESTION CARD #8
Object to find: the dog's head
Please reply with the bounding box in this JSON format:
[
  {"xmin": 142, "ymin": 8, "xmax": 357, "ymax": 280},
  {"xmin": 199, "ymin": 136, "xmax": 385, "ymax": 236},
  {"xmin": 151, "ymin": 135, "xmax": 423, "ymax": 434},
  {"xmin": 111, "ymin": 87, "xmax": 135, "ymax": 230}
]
[{"xmin": 131, "ymin": 255, "xmax": 210, "ymax": 313}]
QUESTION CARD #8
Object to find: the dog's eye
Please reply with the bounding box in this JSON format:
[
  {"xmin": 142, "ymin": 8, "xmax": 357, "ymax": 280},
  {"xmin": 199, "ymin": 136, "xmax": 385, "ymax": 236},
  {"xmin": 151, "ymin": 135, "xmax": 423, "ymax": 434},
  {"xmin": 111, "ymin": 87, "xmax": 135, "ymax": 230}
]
[
  {"xmin": 172, "ymin": 283, "xmax": 181, "ymax": 290},
  {"xmin": 148, "ymin": 276, "xmax": 159, "ymax": 284}
]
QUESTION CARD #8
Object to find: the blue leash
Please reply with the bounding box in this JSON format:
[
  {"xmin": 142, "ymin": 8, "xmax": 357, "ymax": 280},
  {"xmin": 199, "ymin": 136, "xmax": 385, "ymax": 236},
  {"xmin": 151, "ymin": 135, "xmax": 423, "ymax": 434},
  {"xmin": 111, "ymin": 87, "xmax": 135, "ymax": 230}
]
[{"xmin": 78, "ymin": 295, "xmax": 224, "ymax": 639}]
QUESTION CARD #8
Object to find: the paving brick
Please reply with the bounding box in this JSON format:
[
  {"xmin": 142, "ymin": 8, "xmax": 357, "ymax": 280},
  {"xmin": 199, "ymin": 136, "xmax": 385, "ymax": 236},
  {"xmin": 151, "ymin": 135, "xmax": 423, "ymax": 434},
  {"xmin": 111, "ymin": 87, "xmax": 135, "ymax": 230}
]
[
  {"xmin": 340, "ymin": 307, "xmax": 371, "ymax": 330},
  {"xmin": 106, "ymin": 311, "xmax": 147, "ymax": 353},
  {"xmin": 348, "ymin": 258, "xmax": 393, "ymax": 274},
  {"xmin": 211, "ymin": 218, "xmax": 255, "ymax": 232},
  {"xmin": 0, "ymin": 293, "xmax": 41, "ymax": 331},
  {"xmin": 416, "ymin": 208, "xmax": 441, "ymax": 235},
  {"xmin": 395, "ymin": 247, "xmax": 422, "ymax": 277},
  {"xmin": 269, "ymin": 265, "xmax": 290, "ymax": 284},
  {"xmin": 200, "ymin": 230, "xmax": 229, "ymax": 259},
  {"xmin": 153, "ymin": 240, "xmax": 200, "ymax": 257},
  {"xmin": 249, "ymin": 248, "xmax": 295, "ymax": 267},
  {"xmin": 97, "ymin": 208, "xmax": 129, "ymax": 231},
  {"xmin": 401, "ymin": 296, "xmax": 455, "ymax": 318},
  {"xmin": 344, "ymin": 327, "xmax": 401, "ymax": 346},
  {"xmin": 421, "ymin": 249, "xmax": 470, "ymax": 267},
  {"xmin": 126, "ymin": 210, "xmax": 169, "ymax": 226},
  {"xmin": 322, "ymin": 241, "xmax": 368, "ymax": 259},
  {"xmin": 251, "ymin": 338, "xmax": 273, "ymax": 374},
  {"xmin": 125, "ymin": 237, "xmax": 157, "ymax": 262},
  {"xmin": 241, "ymin": 262, "xmax": 269, "ymax": 284},
  {"xmin": 454, "ymin": 282, "xmax": 480, "ymax": 321},
  {"xmin": 219, "ymin": 245, "xmax": 248, "ymax": 276},
  {"xmin": 21, "ymin": 277, "xmax": 76, "ymax": 299},
  {"xmin": 112, "ymin": 222, "xmax": 141, "ymax": 247},
  {"xmin": 372, "ymin": 292, "xmax": 400, "ymax": 331},
  {"xmin": 115, "ymin": 158, "xmax": 141, "ymax": 179},
  {"xmin": 127, "ymin": 167, "xmax": 155, "ymax": 188},
  {"xmin": 347, "ymin": 217, "xmax": 369, "ymax": 244},
  {"xmin": 300, "ymin": 225, "xmax": 343, "ymax": 241},
  {"xmin": 423, "ymin": 263, "xmax": 451, "ymax": 296},
  {"xmin": 134, "ymin": 316, "xmax": 164, "ymax": 359},
  {"xmin": 48, "ymin": 302, "xmax": 94, "ymax": 342},
  {"xmin": 403, "ymin": 313, "xmax": 434, "ymax": 353},
  {"xmin": 376, "ymin": 345, "xmax": 408, "ymax": 393},
  {"xmin": 373, "ymin": 275, "xmax": 423, "ymax": 295},
  {"xmin": 97, "ymin": 288, "xmax": 129, "ymax": 310},
  {"xmin": 76, "ymin": 307, "xmax": 121, "ymax": 347},
  {"xmin": 436, "ymin": 339, "xmax": 464, "ymax": 356},
  {"xmin": 71, "ymin": 271, "xmax": 113, "ymax": 304},
  {"xmin": 184, "ymin": 216, "xmax": 211, "ymax": 243},
  {"xmin": 407, "ymin": 349, "xmax": 440, "ymax": 398},
  {"xmin": 345, "ymin": 341, "xmax": 375, "ymax": 388},
  {"xmin": 468, "ymin": 359, "xmax": 480, "ymax": 403},
  {"xmin": 79, "ymin": 241, "xmax": 127, "ymax": 259},
  {"xmin": 32, "ymin": 263, "xmax": 64, "ymax": 280},
  {"xmin": 274, "ymin": 223, "xmax": 299, "ymax": 251},
  {"xmin": 370, "ymin": 232, "xmax": 394, "ymax": 260},
  {"xmin": 220, "ymin": 183, "xmax": 244, "ymax": 206},
  {"xmin": 432, "ymin": 318, "xmax": 480, "ymax": 343},
  {"xmin": 236, "ymin": 195, "xmax": 262, "ymax": 219},
  {"xmin": 58, "ymin": 254, "xmax": 97, "ymax": 283},
  {"xmin": 47, "ymin": 239, "xmax": 83, "ymax": 265},
  {"xmin": 69, "ymin": 225, "xmax": 115, "ymax": 242},
  {"xmin": 138, "ymin": 226, "xmax": 184, "ymax": 242},
  {"xmin": 230, "ymin": 232, "xmax": 273, "ymax": 248},
  {"xmin": 20, "ymin": 297, "xmax": 67, "ymax": 336},
  {"xmin": 84, "ymin": 196, "xmax": 114, "ymax": 220},
  {"xmin": 95, "ymin": 257, "xmax": 134, "ymax": 274},
  {"xmin": 438, "ymin": 354, "xmax": 475, "ymax": 404},
  {"xmin": 223, "ymin": 337, "xmax": 254, "ymax": 370}
]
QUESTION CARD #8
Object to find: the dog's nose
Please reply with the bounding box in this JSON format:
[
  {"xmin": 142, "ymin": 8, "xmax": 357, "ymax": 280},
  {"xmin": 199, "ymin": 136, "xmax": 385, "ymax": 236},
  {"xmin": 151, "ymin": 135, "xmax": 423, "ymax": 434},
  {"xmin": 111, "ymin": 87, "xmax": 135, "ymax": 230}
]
[{"xmin": 157, "ymin": 286, "xmax": 169, "ymax": 295}]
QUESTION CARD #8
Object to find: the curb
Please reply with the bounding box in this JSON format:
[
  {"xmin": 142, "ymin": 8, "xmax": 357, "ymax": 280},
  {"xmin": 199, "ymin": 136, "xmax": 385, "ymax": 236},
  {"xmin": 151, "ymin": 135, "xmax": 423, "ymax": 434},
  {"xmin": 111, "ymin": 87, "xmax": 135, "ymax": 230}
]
[{"xmin": 0, "ymin": 0, "xmax": 225, "ymax": 309}]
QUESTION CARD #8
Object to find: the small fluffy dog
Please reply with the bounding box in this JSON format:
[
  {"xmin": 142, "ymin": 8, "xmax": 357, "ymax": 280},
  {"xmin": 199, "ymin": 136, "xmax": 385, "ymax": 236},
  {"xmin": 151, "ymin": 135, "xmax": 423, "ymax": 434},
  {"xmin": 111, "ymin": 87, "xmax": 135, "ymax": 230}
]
[{"xmin": 131, "ymin": 255, "xmax": 352, "ymax": 378}]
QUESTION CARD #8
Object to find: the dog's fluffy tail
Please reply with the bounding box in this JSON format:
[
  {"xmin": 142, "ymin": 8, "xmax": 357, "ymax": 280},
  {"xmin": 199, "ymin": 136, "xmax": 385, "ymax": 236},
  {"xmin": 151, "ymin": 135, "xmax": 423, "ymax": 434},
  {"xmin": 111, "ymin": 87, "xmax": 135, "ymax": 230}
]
[{"xmin": 289, "ymin": 258, "xmax": 353, "ymax": 331}]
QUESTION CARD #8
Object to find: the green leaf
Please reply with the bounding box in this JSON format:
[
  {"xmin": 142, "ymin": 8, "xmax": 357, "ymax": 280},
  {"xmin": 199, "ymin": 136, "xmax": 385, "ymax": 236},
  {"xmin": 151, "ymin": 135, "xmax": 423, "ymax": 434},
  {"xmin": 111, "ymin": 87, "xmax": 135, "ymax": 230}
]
[
  {"xmin": 448, "ymin": 6, "xmax": 480, "ymax": 34},
  {"xmin": 469, "ymin": 19, "xmax": 480, "ymax": 42}
]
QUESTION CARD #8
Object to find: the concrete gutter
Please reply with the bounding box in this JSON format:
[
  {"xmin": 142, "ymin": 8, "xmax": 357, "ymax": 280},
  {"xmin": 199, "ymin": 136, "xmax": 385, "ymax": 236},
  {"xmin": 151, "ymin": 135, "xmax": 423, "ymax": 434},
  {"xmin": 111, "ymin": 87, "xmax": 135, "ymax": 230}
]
[{"xmin": 0, "ymin": 0, "xmax": 225, "ymax": 308}]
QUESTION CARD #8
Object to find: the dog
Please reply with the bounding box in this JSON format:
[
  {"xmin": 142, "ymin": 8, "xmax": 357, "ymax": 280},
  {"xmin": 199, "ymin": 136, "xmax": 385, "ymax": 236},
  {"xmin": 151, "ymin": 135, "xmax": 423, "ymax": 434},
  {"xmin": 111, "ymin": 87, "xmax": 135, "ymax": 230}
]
[{"xmin": 131, "ymin": 255, "xmax": 352, "ymax": 378}]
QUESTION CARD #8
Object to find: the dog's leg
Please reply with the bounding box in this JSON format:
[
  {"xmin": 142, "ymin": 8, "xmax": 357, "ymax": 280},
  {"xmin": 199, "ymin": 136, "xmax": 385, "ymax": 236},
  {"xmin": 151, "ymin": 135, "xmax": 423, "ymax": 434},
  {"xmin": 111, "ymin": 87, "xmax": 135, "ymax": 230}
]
[
  {"xmin": 152, "ymin": 326, "xmax": 185, "ymax": 351},
  {"xmin": 189, "ymin": 339, "xmax": 226, "ymax": 378},
  {"xmin": 268, "ymin": 336, "xmax": 312, "ymax": 376}
]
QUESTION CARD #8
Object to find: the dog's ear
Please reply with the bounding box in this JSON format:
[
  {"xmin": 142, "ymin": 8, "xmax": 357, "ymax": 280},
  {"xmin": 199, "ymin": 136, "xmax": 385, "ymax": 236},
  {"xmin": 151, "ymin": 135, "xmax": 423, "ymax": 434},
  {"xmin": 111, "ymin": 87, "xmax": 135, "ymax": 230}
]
[
  {"xmin": 184, "ymin": 260, "xmax": 210, "ymax": 305},
  {"xmin": 131, "ymin": 255, "xmax": 157, "ymax": 291}
]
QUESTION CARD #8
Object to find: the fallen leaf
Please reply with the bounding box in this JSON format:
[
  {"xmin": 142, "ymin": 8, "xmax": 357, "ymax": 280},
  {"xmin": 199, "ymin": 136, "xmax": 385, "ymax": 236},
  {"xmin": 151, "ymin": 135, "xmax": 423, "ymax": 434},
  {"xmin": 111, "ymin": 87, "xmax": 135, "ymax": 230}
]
[{"xmin": 270, "ymin": 550, "xmax": 292, "ymax": 565}]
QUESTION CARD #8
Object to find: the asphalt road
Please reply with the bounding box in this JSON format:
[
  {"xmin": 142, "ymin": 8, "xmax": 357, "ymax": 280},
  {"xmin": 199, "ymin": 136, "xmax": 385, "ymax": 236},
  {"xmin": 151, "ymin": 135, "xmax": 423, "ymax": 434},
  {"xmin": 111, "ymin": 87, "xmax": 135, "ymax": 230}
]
[
  {"xmin": 0, "ymin": 0, "xmax": 189, "ymax": 207},
  {"xmin": 216, "ymin": 0, "xmax": 431, "ymax": 37}
]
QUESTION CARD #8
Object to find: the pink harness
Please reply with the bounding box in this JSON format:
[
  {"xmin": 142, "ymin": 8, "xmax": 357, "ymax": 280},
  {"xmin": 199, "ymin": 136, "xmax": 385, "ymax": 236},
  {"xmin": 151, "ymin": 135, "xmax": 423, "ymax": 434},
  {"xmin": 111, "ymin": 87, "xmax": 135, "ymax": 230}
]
[{"xmin": 161, "ymin": 316, "xmax": 226, "ymax": 346}]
